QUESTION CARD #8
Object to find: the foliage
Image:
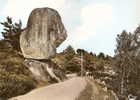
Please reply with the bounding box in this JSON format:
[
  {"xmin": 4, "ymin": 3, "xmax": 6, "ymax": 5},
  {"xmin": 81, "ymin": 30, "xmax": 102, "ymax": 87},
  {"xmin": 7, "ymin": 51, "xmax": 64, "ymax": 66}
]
[
  {"xmin": 98, "ymin": 52, "xmax": 105, "ymax": 59},
  {"xmin": 113, "ymin": 26, "xmax": 140, "ymax": 97},
  {"xmin": 60, "ymin": 48, "xmax": 108, "ymax": 75},
  {"xmin": 0, "ymin": 63, "xmax": 36, "ymax": 99},
  {"xmin": 65, "ymin": 57, "xmax": 81, "ymax": 73},
  {"xmin": 0, "ymin": 65, "xmax": 36, "ymax": 99},
  {"xmin": 1, "ymin": 16, "xmax": 22, "ymax": 51},
  {"xmin": 64, "ymin": 45, "xmax": 75, "ymax": 60},
  {"xmin": 0, "ymin": 40, "xmax": 36, "ymax": 99}
]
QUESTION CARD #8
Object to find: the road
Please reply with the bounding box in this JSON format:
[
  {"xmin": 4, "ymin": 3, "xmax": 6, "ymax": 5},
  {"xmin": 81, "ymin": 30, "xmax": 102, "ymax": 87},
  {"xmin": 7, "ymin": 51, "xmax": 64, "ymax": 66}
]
[{"xmin": 10, "ymin": 77, "xmax": 87, "ymax": 100}]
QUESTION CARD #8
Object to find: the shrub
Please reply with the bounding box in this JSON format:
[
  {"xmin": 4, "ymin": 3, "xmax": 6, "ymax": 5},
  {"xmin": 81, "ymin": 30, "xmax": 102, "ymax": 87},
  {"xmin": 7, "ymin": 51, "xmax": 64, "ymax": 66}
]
[
  {"xmin": 0, "ymin": 41, "xmax": 36, "ymax": 99},
  {"xmin": 0, "ymin": 64, "xmax": 36, "ymax": 99}
]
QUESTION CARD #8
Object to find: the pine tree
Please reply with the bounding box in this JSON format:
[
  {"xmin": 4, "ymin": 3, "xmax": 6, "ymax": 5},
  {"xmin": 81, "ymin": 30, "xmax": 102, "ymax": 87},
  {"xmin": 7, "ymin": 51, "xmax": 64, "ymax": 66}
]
[
  {"xmin": 114, "ymin": 26, "xmax": 140, "ymax": 97},
  {"xmin": 64, "ymin": 45, "xmax": 75, "ymax": 60},
  {"xmin": 98, "ymin": 52, "xmax": 105, "ymax": 59},
  {"xmin": 1, "ymin": 16, "xmax": 22, "ymax": 51}
]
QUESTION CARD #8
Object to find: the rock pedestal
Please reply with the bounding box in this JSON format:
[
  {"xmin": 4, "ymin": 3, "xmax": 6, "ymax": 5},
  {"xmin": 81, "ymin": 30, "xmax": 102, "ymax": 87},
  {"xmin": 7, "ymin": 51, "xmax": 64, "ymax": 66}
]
[{"xmin": 24, "ymin": 59, "xmax": 67, "ymax": 83}]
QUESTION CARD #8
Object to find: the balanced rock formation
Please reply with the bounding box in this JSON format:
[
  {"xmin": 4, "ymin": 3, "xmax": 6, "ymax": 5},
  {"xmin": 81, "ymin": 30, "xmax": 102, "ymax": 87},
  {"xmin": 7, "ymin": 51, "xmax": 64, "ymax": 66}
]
[
  {"xmin": 20, "ymin": 7, "xmax": 67, "ymax": 59},
  {"xmin": 20, "ymin": 7, "xmax": 67, "ymax": 83},
  {"xmin": 9, "ymin": 77, "xmax": 118, "ymax": 100}
]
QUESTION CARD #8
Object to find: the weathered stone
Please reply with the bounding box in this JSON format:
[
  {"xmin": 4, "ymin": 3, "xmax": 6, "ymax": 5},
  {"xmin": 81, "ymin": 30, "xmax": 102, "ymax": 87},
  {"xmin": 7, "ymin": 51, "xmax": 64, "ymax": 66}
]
[
  {"xmin": 23, "ymin": 59, "xmax": 67, "ymax": 83},
  {"xmin": 20, "ymin": 7, "xmax": 67, "ymax": 59}
]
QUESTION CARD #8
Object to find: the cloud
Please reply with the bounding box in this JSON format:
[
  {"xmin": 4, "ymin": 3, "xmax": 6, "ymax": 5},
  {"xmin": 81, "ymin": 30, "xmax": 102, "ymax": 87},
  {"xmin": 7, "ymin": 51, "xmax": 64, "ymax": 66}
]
[
  {"xmin": 2, "ymin": 0, "xmax": 66, "ymax": 26},
  {"xmin": 136, "ymin": 0, "xmax": 140, "ymax": 23},
  {"xmin": 2, "ymin": 1, "xmax": 114, "ymax": 42},
  {"xmin": 72, "ymin": 3, "xmax": 113, "ymax": 42}
]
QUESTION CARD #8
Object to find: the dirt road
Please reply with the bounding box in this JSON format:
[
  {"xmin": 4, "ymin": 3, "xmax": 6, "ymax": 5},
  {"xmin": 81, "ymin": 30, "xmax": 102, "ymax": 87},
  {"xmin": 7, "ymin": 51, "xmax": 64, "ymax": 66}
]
[{"xmin": 10, "ymin": 77, "xmax": 87, "ymax": 100}]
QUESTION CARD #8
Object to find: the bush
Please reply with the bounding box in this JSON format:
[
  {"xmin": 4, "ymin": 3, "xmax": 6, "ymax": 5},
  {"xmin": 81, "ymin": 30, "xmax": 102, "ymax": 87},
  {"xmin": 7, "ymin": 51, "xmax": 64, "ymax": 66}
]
[
  {"xmin": 0, "ymin": 64, "xmax": 36, "ymax": 99},
  {"xmin": 0, "ymin": 41, "xmax": 36, "ymax": 99},
  {"xmin": 64, "ymin": 45, "xmax": 75, "ymax": 60}
]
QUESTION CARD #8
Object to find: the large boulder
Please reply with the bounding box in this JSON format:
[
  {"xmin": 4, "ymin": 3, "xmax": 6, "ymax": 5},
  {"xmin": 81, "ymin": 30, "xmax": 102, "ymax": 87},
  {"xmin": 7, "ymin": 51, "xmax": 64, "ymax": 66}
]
[
  {"xmin": 20, "ymin": 7, "xmax": 67, "ymax": 59},
  {"xmin": 9, "ymin": 77, "xmax": 118, "ymax": 100}
]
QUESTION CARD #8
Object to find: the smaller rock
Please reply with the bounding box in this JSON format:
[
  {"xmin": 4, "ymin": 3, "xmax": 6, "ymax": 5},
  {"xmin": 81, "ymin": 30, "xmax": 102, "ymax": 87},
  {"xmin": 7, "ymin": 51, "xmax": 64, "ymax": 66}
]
[{"xmin": 23, "ymin": 59, "xmax": 67, "ymax": 83}]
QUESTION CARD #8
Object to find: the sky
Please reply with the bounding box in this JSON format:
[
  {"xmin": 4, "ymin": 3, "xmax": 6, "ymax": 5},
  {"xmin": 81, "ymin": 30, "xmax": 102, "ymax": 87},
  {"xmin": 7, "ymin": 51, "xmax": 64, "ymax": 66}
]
[{"xmin": 0, "ymin": 0, "xmax": 140, "ymax": 56}]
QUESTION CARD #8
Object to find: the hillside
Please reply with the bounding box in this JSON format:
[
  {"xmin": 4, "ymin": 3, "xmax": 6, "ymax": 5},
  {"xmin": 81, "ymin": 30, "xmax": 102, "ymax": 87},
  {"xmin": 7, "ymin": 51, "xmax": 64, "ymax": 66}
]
[
  {"xmin": 0, "ymin": 40, "xmax": 36, "ymax": 99},
  {"xmin": 0, "ymin": 39, "xmax": 116, "ymax": 99}
]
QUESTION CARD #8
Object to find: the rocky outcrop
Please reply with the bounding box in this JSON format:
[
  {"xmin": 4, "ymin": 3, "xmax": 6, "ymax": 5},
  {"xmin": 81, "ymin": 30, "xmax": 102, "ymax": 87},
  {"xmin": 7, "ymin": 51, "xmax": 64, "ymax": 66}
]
[
  {"xmin": 9, "ymin": 77, "xmax": 118, "ymax": 100},
  {"xmin": 20, "ymin": 7, "xmax": 67, "ymax": 83},
  {"xmin": 24, "ymin": 59, "xmax": 67, "ymax": 83},
  {"xmin": 20, "ymin": 7, "xmax": 67, "ymax": 59}
]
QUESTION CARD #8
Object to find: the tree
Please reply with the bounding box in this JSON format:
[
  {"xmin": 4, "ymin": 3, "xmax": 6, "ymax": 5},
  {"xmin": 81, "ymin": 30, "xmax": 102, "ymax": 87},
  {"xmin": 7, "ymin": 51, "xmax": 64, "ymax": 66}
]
[
  {"xmin": 76, "ymin": 49, "xmax": 86, "ymax": 55},
  {"xmin": 98, "ymin": 52, "xmax": 105, "ymax": 59},
  {"xmin": 1, "ymin": 16, "xmax": 22, "ymax": 51},
  {"xmin": 114, "ymin": 27, "xmax": 140, "ymax": 98},
  {"xmin": 64, "ymin": 45, "xmax": 75, "ymax": 60}
]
